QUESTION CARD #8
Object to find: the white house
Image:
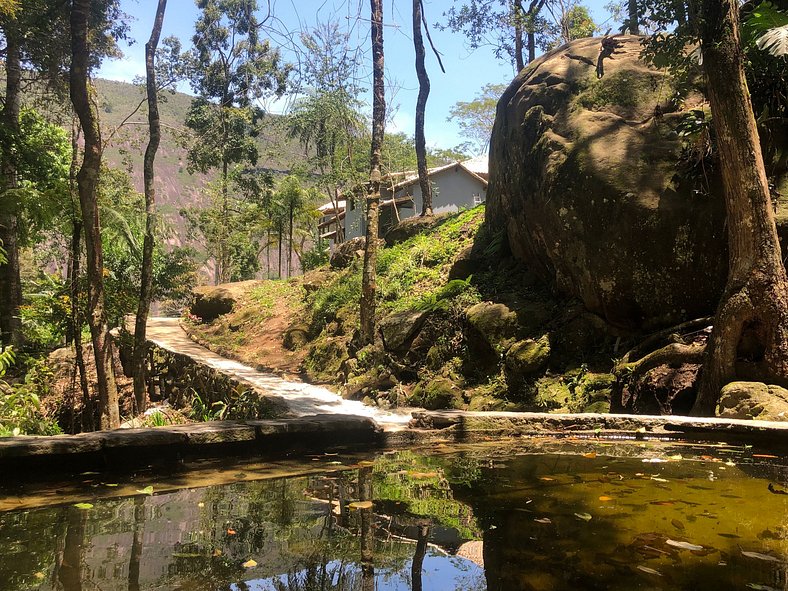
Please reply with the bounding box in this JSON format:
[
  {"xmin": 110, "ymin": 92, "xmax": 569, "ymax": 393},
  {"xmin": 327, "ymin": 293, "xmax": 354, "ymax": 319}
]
[{"xmin": 341, "ymin": 157, "xmax": 489, "ymax": 242}]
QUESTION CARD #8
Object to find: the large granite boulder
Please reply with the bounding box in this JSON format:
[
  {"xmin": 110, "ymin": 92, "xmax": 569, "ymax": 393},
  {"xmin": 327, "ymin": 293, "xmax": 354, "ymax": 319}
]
[
  {"xmin": 330, "ymin": 236, "xmax": 366, "ymax": 269},
  {"xmin": 191, "ymin": 281, "xmax": 260, "ymax": 322},
  {"xmin": 717, "ymin": 381, "xmax": 788, "ymax": 421},
  {"xmin": 485, "ymin": 36, "xmax": 788, "ymax": 330}
]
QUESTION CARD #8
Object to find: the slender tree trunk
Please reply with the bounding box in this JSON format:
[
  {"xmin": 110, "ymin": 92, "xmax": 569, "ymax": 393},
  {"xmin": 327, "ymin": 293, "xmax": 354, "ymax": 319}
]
[
  {"xmin": 414, "ymin": 0, "xmax": 433, "ymax": 217},
  {"xmin": 70, "ymin": 0, "xmax": 120, "ymax": 430},
  {"xmin": 525, "ymin": 0, "xmax": 546, "ymax": 63},
  {"xmin": 513, "ymin": 0, "xmax": 525, "ymax": 71},
  {"xmin": 288, "ymin": 203, "xmax": 294, "ymax": 277},
  {"xmin": 278, "ymin": 231, "xmax": 283, "ymax": 279},
  {"xmin": 68, "ymin": 122, "xmax": 93, "ymax": 432},
  {"xmin": 360, "ymin": 0, "xmax": 386, "ymax": 345},
  {"xmin": 0, "ymin": 29, "xmax": 23, "ymax": 348},
  {"xmin": 359, "ymin": 466, "xmax": 374, "ymax": 591},
  {"xmin": 128, "ymin": 496, "xmax": 146, "ymax": 591},
  {"xmin": 217, "ymin": 158, "xmax": 229, "ymax": 285},
  {"xmin": 691, "ymin": 0, "xmax": 788, "ymax": 414},
  {"xmin": 133, "ymin": 0, "xmax": 167, "ymax": 416},
  {"xmin": 411, "ymin": 525, "xmax": 430, "ymax": 591}
]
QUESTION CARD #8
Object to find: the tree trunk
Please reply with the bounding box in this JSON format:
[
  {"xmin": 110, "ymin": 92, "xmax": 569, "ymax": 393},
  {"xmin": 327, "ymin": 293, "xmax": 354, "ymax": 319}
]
[
  {"xmin": 288, "ymin": 202, "xmax": 294, "ymax": 278},
  {"xmin": 70, "ymin": 0, "xmax": 120, "ymax": 430},
  {"xmin": 513, "ymin": 0, "xmax": 525, "ymax": 71},
  {"xmin": 414, "ymin": 0, "xmax": 433, "ymax": 217},
  {"xmin": 0, "ymin": 28, "xmax": 23, "ymax": 348},
  {"xmin": 411, "ymin": 525, "xmax": 430, "ymax": 591},
  {"xmin": 68, "ymin": 122, "xmax": 93, "ymax": 433},
  {"xmin": 359, "ymin": 466, "xmax": 374, "ymax": 591},
  {"xmin": 278, "ymin": 231, "xmax": 283, "ymax": 279},
  {"xmin": 133, "ymin": 0, "xmax": 167, "ymax": 416},
  {"xmin": 691, "ymin": 0, "xmax": 788, "ymax": 415},
  {"xmin": 628, "ymin": 0, "xmax": 640, "ymax": 34},
  {"xmin": 361, "ymin": 0, "xmax": 386, "ymax": 345}
]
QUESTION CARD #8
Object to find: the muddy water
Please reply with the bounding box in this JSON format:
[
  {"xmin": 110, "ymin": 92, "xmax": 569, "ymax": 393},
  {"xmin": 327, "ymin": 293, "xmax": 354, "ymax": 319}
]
[{"xmin": 0, "ymin": 440, "xmax": 786, "ymax": 590}]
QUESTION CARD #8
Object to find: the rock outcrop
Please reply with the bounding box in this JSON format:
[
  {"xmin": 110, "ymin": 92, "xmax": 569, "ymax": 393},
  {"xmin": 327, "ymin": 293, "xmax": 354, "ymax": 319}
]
[
  {"xmin": 717, "ymin": 381, "xmax": 788, "ymax": 421},
  {"xmin": 192, "ymin": 281, "xmax": 260, "ymax": 322},
  {"xmin": 486, "ymin": 36, "xmax": 787, "ymax": 330}
]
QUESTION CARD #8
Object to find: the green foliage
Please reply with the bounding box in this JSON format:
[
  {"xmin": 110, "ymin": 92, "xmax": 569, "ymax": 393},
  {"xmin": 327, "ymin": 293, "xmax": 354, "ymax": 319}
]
[
  {"xmin": 306, "ymin": 268, "xmax": 361, "ymax": 333},
  {"xmin": 0, "ymin": 356, "xmax": 61, "ymax": 437},
  {"xmin": 745, "ymin": 2, "xmax": 788, "ymax": 57},
  {"xmin": 19, "ymin": 273, "xmax": 70, "ymax": 350},
  {"xmin": 447, "ymin": 83, "xmax": 507, "ymax": 155},
  {"xmin": 189, "ymin": 389, "xmax": 227, "ymax": 422},
  {"xmin": 301, "ymin": 240, "xmax": 330, "ymax": 271}
]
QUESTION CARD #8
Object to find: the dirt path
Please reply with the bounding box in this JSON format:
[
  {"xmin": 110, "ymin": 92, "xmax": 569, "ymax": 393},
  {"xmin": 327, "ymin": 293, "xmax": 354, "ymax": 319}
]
[{"xmin": 146, "ymin": 317, "xmax": 413, "ymax": 430}]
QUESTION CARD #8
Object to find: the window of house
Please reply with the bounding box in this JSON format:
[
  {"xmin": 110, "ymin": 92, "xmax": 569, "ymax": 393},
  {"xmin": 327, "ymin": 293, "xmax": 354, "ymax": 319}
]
[{"xmin": 472, "ymin": 193, "xmax": 483, "ymax": 206}]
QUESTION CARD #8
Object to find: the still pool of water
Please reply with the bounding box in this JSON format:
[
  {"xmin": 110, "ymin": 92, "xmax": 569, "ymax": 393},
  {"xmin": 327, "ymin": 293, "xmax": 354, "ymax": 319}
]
[{"xmin": 1, "ymin": 438, "xmax": 787, "ymax": 590}]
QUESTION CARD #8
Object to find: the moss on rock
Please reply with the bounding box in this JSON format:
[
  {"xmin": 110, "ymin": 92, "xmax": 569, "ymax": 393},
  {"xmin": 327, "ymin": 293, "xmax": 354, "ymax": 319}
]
[{"xmin": 408, "ymin": 377, "xmax": 464, "ymax": 410}]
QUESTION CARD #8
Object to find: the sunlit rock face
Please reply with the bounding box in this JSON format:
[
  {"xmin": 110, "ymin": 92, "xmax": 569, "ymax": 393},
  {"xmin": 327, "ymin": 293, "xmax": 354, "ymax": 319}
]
[{"xmin": 486, "ymin": 36, "xmax": 731, "ymax": 330}]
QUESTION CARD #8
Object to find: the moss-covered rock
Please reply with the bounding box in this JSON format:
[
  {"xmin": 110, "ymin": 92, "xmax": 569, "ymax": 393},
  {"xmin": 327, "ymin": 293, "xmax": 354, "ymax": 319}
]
[
  {"xmin": 283, "ymin": 323, "xmax": 309, "ymax": 351},
  {"xmin": 532, "ymin": 376, "xmax": 571, "ymax": 411},
  {"xmin": 408, "ymin": 377, "xmax": 464, "ymax": 410},
  {"xmin": 303, "ymin": 337, "xmax": 349, "ymax": 383},
  {"xmin": 717, "ymin": 381, "xmax": 788, "ymax": 421},
  {"xmin": 191, "ymin": 282, "xmax": 260, "ymax": 321},
  {"xmin": 504, "ymin": 336, "xmax": 551, "ymax": 383},
  {"xmin": 379, "ymin": 309, "xmax": 429, "ymax": 354}
]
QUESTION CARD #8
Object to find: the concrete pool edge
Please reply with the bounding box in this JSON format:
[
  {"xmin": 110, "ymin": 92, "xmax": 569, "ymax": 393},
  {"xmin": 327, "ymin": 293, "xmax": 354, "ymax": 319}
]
[{"xmin": 2, "ymin": 410, "xmax": 787, "ymax": 475}]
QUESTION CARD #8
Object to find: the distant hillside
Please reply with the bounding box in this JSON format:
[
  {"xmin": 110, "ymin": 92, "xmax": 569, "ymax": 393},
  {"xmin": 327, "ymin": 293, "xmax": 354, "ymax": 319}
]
[{"xmin": 94, "ymin": 78, "xmax": 305, "ymax": 230}]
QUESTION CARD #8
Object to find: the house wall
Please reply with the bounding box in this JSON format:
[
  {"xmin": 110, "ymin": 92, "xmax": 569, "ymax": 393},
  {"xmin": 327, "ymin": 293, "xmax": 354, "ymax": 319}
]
[{"xmin": 343, "ymin": 166, "xmax": 487, "ymax": 241}]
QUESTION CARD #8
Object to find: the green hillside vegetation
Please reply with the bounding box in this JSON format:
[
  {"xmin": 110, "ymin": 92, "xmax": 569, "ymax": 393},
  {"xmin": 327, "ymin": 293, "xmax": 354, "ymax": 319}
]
[{"xmin": 185, "ymin": 205, "xmax": 620, "ymax": 413}]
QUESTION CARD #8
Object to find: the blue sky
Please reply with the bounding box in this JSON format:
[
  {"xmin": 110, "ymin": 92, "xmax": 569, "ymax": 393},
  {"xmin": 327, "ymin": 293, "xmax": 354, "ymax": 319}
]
[{"xmin": 99, "ymin": 0, "xmax": 616, "ymax": 151}]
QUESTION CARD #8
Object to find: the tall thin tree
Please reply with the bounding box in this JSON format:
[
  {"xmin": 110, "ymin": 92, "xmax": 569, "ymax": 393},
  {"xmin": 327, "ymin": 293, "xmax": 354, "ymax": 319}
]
[
  {"xmin": 70, "ymin": 0, "xmax": 120, "ymax": 429},
  {"xmin": 132, "ymin": 0, "xmax": 167, "ymax": 415},
  {"xmin": 360, "ymin": 0, "xmax": 386, "ymax": 345},
  {"xmin": 413, "ymin": 0, "xmax": 443, "ymax": 217}
]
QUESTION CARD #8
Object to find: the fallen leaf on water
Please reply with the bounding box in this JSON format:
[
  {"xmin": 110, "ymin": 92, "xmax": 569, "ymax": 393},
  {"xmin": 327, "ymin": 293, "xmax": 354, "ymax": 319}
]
[
  {"xmin": 212, "ymin": 549, "xmax": 222, "ymax": 557},
  {"xmin": 671, "ymin": 519, "xmax": 685, "ymax": 530},
  {"xmin": 753, "ymin": 454, "xmax": 779, "ymax": 459},
  {"xmin": 666, "ymin": 539, "xmax": 704, "ymax": 551},
  {"xmin": 741, "ymin": 550, "xmax": 783, "ymax": 563},
  {"xmin": 636, "ymin": 565, "xmax": 662, "ymax": 576},
  {"xmin": 539, "ymin": 477, "xmax": 555, "ymax": 482},
  {"xmin": 534, "ymin": 517, "xmax": 552, "ymax": 524},
  {"xmin": 103, "ymin": 483, "xmax": 118, "ymax": 487},
  {"xmin": 348, "ymin": 501, "xmax": 373, "ymax": 510},
  {"xmin": 328, "ymin": 461, "xmax": 343, "ymax": 465},
  {"xmin": 642, "ymin": 458, "xmax": 666, "ymax": 464},
  {"xmin": 599, "ymin": 496, "xmax": 613, "ymax": 502},
  {"xmin": 135, "ymin": 485, "xmax": 154, "ymax": 496},
  {"xmin": 227, "ymin": 529, "xmax": 237, "ymax": 535},
  {"xmin": 583, "ymin": 452, "xmax": 597, "ymax": 459},
  {"xmin": 357, "ymin": 460, "xmax": 375, "ymax": 467},
  {"xmin": 242, "ymin": 559, "xmax": 257, "ymax": 568},
  {"xmin": 651, "ymin": 477, "xmax": 669, "ymax": 483},
  {"xmin": 73, "ymin": 503, "xmax": 93, "ymax": 510},
  {"xmin": 574, "ymin": 512, "xmax": 592, "ymax": 521},
  {"xmin": 747, "ymin": 584, "xmax": 779, "ymax": 591}
]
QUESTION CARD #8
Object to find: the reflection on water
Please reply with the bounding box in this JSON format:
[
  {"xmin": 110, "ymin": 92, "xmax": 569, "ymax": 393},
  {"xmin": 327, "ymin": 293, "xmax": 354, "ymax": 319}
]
[{"xmin": 1, "ymin": 441, "xmax": 787, "ymax": 590}]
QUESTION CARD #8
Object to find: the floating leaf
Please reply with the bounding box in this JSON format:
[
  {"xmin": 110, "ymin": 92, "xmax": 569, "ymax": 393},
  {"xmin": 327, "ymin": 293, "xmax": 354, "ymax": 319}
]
[
  {"xmin": 103, "ymin": 483, "xmax": 118, "ymax": 488},
  {"xmin": 582, "ymin": 452, "xmax": 597, "ymax": 459},
  {"xmin": 242, "ymin": 559, "xmax": 257, "ymax": 568},
  {"xmin": 328, "ymin": 461, "xmax": 343, "ymax": 465},
  {"xmin": 642, "ymin": 458, "xmax": 666, "ymax": 464},
  {"xmin": 73, "ymin": 503, "xmax": 93, "ymax": 510},
  {"xmin": 599, "ymin": 496, "xmax": 614, "ymax": 502},
  {"xmin": 741, "ymin": 550, "xmax": 783, "ymax": 563},
  {"xmin": 227, "ymin": 529, "xmax": 237, "ymax": 535},
  {"xmin": 574, "ymin": 512, "xmax": 592, "ymax": 522},
  {"xmin": 636, "ymin": 565, "xmax": 662, "ymax": 576},
  {"xmin": 753, "ymin": 454, "xmax": 779, "ymax": 459},
  {"xmin": 669, "ymin": 454, "xmax": 683, "ymax": 460},
  {"xmin": 539, "ymin": 477, "xmax": 555, "ymax": 482},
  {"xmin": 747, "ymin": 583, "xmax": 779, "ymax": 591},
  {"xmin": 534, "ymin": 517, "xmax": 552, "ymax": 524},
  {"xmin": 666, "ymin": 539, "xmax": 704, "ymax": 551},
  {"xmin": 651, "ymin": 477, "xmax": 669, "ymax": 483},
  {"xmin": 135, "ymin": 485, "xmax": 154, "ymax": 496},
  {"xmin": 349, "ymin": 500, "xmax": 373, "ymax": 510},
  {"xmin": 671, "ymin": 519, "xmax": 685, "ymax": 530}
]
